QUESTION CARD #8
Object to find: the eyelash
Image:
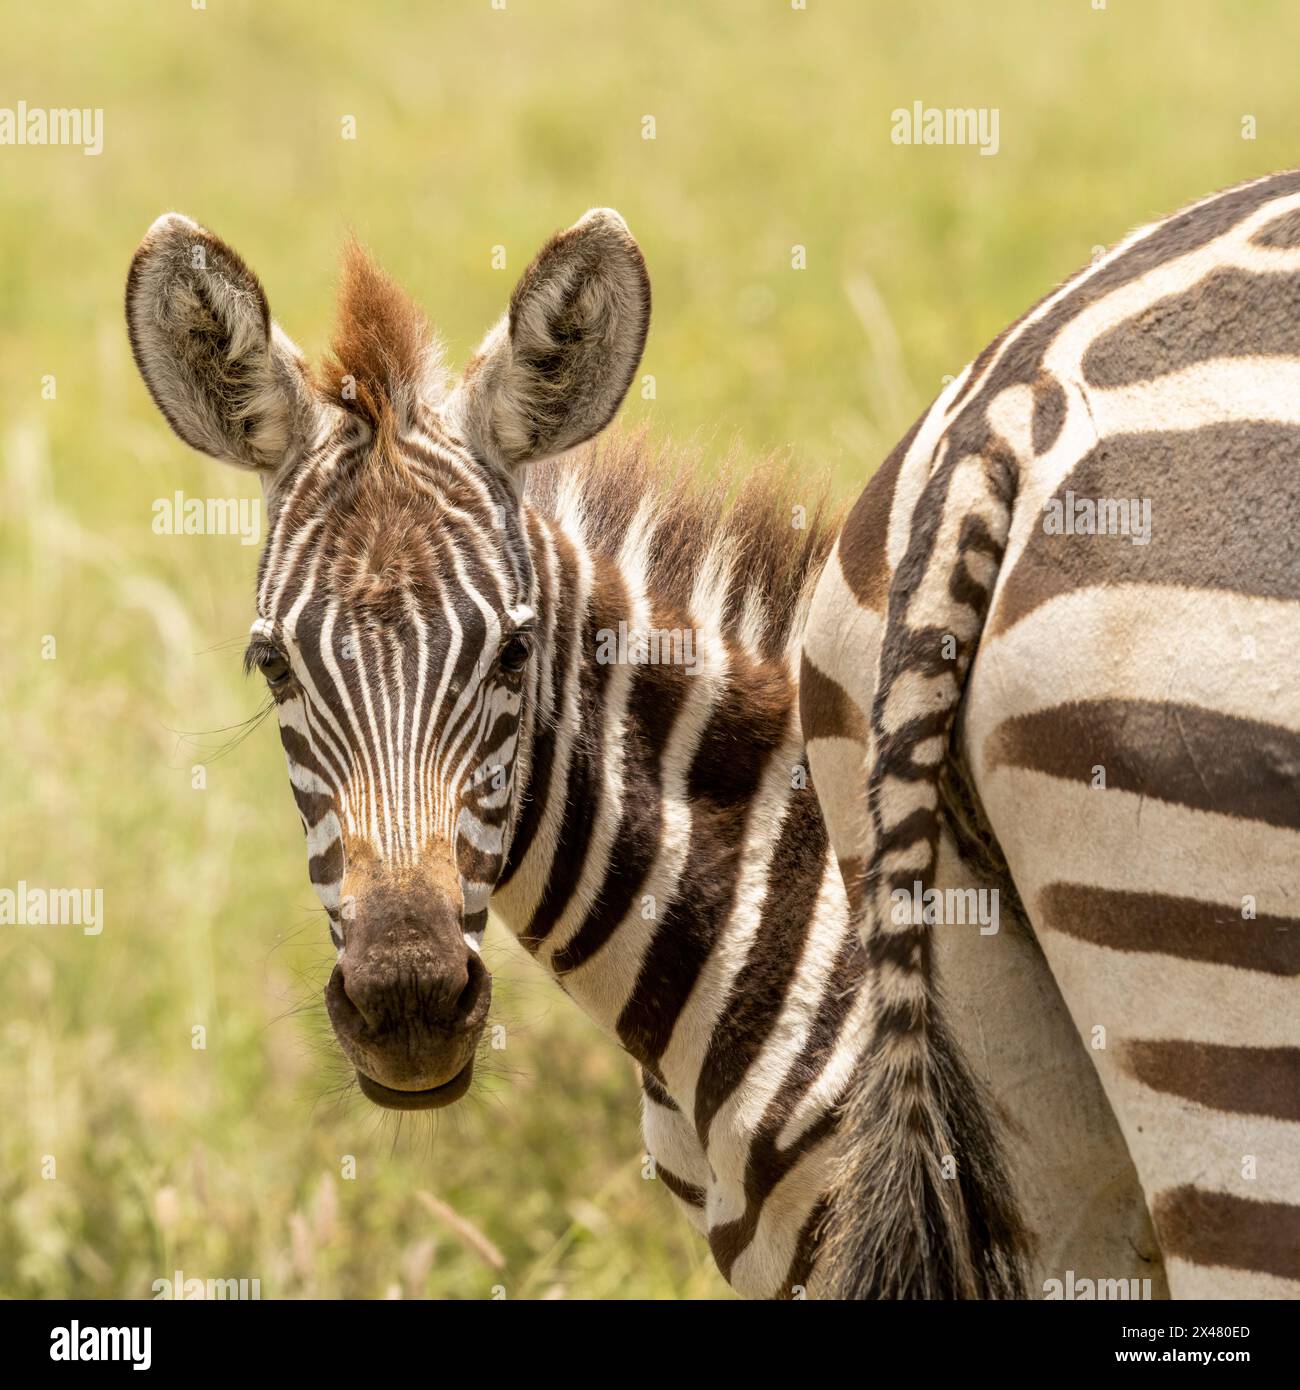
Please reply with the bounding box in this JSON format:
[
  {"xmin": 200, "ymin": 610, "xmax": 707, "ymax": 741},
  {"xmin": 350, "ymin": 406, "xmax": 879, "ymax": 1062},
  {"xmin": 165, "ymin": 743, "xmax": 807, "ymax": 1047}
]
[{"xmin": 244, "ymin": 640, "xmax": 291, "ymax": 687}]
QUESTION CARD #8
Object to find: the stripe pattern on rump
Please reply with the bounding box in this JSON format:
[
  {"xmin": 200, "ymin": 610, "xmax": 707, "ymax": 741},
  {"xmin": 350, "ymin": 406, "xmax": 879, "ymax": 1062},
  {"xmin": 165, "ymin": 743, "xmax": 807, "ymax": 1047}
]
[{"xmin": 802, "ymin": 168, "xmax": 1300, "ymax": 1300}]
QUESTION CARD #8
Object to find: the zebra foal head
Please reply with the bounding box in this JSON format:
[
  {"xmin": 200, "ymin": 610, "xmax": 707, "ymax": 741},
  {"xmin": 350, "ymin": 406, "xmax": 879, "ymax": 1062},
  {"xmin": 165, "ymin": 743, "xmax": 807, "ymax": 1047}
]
[{"xmin": 126, "ymin": 210, "xmax": 650, "ymax": 1108}]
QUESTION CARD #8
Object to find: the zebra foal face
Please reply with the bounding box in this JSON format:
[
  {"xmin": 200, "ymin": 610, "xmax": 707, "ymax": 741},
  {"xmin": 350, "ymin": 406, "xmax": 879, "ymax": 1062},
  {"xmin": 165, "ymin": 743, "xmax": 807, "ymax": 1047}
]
[
  {"xmin": 127, "ymin": 209, "xmax": 650, "ymax": 1109},
  {"xmin": 251, "ymin": 470, "xmax": 535, "ymax": 1110}
]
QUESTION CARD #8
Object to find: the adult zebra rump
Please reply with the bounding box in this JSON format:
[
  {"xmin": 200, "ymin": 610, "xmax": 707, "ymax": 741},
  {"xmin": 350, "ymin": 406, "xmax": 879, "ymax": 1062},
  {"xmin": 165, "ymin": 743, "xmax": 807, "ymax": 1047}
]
[{"xmin": 805, "ymin": 168, "xmax": 1300, "ymax": 1299}]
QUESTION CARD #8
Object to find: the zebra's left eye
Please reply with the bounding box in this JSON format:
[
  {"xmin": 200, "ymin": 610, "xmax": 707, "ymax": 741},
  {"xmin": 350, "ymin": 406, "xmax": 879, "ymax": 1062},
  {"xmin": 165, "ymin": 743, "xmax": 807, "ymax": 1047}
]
[
  {"xmin": 259, "ymin": 651, "xmax": 291, "ymax": 686},
  {"xmin": 498, "ymin": 633, "xmax": 532, "ymax": 674}
]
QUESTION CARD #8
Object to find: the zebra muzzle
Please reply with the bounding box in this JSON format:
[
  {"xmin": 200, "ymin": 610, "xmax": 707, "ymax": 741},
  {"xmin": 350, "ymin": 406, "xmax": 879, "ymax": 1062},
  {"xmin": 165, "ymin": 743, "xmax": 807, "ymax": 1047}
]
[{"xmin": 324, "ymin": 882, "xmax": 492, "ymax": 1107}]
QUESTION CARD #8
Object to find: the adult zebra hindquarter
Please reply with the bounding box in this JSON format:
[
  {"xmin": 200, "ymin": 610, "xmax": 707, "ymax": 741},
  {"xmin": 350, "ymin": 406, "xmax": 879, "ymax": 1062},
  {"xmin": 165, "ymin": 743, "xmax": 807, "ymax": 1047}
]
[{"xmin": 805, "ymin": 169, "xmax": 1300, "ymax": 1299}]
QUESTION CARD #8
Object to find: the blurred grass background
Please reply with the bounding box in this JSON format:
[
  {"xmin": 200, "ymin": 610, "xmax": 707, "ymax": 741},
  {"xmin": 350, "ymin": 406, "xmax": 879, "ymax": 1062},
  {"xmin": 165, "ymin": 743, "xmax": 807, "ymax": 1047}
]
[{"xmin": 1, "ymin": 0, "xmax": 1297, "ymax": 1299}]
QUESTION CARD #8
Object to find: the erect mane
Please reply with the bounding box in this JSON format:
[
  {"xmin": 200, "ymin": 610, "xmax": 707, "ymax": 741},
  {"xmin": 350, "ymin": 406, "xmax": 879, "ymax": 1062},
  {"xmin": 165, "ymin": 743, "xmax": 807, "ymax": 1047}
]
[
  {"xmin": 524, "ymin": 431, "xmax": 844, "ymax": 660},
  {"xmin": 316, "ymin": 239, "xmax": 444, "ymax": 429}
]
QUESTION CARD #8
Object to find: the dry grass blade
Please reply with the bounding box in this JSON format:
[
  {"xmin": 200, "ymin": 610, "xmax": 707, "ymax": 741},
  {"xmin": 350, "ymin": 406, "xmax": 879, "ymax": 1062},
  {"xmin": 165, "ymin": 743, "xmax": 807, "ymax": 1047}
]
[{"xmin": 415, "ymin": 1191, "xmax": 505, "ymax": 1270}]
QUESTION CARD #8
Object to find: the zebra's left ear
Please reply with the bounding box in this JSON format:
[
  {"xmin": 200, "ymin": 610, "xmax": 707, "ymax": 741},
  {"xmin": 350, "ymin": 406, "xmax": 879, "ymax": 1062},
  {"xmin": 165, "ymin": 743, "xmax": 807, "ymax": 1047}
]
[
  {"xmin": 126, "ymin": 213, "xmax": 325, "ymax": 473},
  {"xmin": 451, "ymin": 208, "xmax": 650, "ymax": 470}
]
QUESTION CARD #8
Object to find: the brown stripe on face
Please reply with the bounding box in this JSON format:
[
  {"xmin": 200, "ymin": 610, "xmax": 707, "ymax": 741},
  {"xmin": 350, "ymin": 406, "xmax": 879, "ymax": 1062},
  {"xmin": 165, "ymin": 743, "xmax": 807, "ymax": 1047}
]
[
  {"xmin": 496, "ymin": 519, "xmax": 575, "ymax": 889},
  {"xmin": 1252, "ymin": 207, "xmax": 1300, "ymax": 248},
  {"xmin": 1031, "ymin": 371, "xmax": 1066, "ymax": 454},
  {"xmin": 835, "ymin": 425, "xmax": 909, "ymax": 611},
  {"xmin": 986, "ymin": 698, "xmax": 1300, "ymax": 831},
  {"xmin": 456, "ymin": 836, "xmax": 501, "ymax": 889},
  {"xmin": 799, "ymin": 656, "xmax": 866, "ymax": 745},
  {"xmin": 1038, "ymin": 883, "xmax": 1300, "ymax": 976},
  {"xmin": 1152, "ymin": 1186, "xmax": 1300, "ymax": 1281},
  {"xmin": 279, "ymin": 723, "xmax": 348, "ymax": 804},
  {"xmin": 1083, "ymin": 269, "xmax": 1300, "ymax": 388},
  {"xmin": 1124, "ymin": 1040, "xmax": 1300, "ymax": 1122},
  {"xmin": 290, "ymin": 782, "xmax": 334, "ymax": 827},
  {"xmin": 308, "ymin": 837, "xmax": 343, "ymax": 886},
  {"xmin": 994, "ymin": 423, "xmax": 1300, "ymax": 634}
]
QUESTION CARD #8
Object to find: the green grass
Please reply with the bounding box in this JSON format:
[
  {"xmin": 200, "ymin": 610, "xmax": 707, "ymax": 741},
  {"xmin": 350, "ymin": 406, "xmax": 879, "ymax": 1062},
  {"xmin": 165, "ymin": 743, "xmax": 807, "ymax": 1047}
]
[{"xmin": 2, "ymin": 0, "xmax": 1298, "ymax": 1299}]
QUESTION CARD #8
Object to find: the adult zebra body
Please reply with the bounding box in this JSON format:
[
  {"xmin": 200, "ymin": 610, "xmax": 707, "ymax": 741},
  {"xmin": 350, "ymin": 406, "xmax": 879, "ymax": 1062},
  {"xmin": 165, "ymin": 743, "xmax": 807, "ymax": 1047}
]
[
  {"xmin": 805, "ymin": 168, "xmax": 1300, "ymax": 1299},
  {"xmin": 125, "ymin": 174, "xmax": 1294, "ymax": 1299}
]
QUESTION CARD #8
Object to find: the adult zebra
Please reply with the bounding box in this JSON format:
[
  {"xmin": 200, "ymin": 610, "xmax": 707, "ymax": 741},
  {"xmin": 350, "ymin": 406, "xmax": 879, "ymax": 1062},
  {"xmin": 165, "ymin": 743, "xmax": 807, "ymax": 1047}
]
[
  {"xmin": 804, "ymin": 168, "xmax": 1300, "ymax": 1299},
  {"xmin": 124, "ymin": 174, "xmax": 1295, "ymax": 1299}
]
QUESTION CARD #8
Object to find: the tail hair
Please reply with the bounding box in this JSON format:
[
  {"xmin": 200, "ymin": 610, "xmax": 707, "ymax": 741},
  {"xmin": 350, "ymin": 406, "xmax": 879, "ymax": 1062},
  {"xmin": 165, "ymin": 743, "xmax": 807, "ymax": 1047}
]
[
  {"xmin": 821, "ymin": 1003, "xmax": 1028, "ymax": 1297},
  {"xmin": 821, "ymin": 441, "xmax": 1029, "ymax": 1299}
]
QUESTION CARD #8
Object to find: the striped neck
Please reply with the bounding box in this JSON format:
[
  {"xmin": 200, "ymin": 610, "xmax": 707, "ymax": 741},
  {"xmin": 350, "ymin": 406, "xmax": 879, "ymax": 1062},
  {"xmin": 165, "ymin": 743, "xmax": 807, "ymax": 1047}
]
[
  {"xmin": 495, "ymin": 502, "xmax": 823, "ymax": 1043},
  {"xmin": 488, "ymin": 449, "xmax": 867, "ymax": 1294}
]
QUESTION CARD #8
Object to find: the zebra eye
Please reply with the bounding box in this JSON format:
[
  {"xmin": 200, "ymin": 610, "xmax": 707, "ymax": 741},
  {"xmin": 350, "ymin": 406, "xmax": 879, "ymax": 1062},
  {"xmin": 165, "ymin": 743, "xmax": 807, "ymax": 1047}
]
[
  {"xmin": 259, "ymin": 651, "xmax": 291, "ymax": 686},
  {"xmin": 498, "ymin": 633, "xmax": 532, "ymax": 674}
]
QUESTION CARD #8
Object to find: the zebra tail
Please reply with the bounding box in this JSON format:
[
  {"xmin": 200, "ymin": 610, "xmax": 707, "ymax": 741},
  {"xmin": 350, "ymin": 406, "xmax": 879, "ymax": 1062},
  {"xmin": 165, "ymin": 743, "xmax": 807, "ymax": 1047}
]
[{"xmin": 822, "ymin": 440, "xmax": 1030, "ymax": 1299}]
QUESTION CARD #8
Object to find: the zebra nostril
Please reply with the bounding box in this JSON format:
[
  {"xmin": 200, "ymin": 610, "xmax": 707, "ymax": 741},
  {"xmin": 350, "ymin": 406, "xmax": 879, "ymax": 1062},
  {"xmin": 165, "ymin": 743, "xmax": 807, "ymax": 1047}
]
[
  {"xmin": 327, "ymin": 960, "xmax": 376, "ymax": 1031},
  {"xmin": 452, "ymin": 951, "xmax": 487, "ymax": 1022},
  {"xmin": 428, "ymin": 956, "xmax": 470, "ymax": 1024}
]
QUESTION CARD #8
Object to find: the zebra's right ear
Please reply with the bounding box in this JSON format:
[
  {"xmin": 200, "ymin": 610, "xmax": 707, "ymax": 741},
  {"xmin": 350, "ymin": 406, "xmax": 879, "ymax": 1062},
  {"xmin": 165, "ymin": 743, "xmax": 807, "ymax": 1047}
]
[{"xmin": 126, "ymin": 213, "xmax": 324, "ymax": 472}]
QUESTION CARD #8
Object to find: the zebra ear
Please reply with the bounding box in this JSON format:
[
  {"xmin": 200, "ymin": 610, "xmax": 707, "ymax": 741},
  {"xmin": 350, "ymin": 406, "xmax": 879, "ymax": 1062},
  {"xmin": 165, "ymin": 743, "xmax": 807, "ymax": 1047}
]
[
  {"xmin": 126, "ymin": 213, "xmax": 323, "ymax": 472},
  {"xmin": 452, "ymin": 208, "xmax": 650, "ymax": 470}
]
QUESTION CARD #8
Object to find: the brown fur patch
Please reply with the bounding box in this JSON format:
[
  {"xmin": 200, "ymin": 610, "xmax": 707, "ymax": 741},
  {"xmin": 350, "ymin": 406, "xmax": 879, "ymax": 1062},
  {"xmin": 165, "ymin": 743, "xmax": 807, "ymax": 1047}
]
[
  {"xmin": 1153, "ymin": 1186, "xmax": 1300, "ymax": 1281},
  {"xmin": 527, "ymin": 431, "xmax": 843, "ymax": 658},
  {"xmin": 316, "ymin": 240, "xmax": 439, "ymax": 429}
]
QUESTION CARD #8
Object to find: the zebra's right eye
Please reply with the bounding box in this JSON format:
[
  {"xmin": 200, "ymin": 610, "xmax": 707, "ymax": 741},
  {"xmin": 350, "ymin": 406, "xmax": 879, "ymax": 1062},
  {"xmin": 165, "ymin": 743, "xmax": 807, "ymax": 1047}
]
[{"xmin": 259, "ymin": 651, "xmax": 291, "ymax": 687}]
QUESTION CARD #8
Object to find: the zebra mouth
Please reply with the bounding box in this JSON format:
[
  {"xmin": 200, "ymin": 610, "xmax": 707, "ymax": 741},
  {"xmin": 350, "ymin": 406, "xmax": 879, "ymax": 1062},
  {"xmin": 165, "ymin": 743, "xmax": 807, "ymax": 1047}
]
[{"xmin": 355, "ymin": 1059, "xmax": 476, "ymax": 1111}]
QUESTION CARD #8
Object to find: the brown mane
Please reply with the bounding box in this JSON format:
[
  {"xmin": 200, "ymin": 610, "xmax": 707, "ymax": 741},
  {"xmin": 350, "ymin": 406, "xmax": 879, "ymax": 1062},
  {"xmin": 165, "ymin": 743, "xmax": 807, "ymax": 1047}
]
[
  {"xmin": 526, "ymin": 432, "xmax": 844, "ymax": 659},
  {"xmin": 316, "ymin": 240, "xmax": 441, "ymax": 429}
]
